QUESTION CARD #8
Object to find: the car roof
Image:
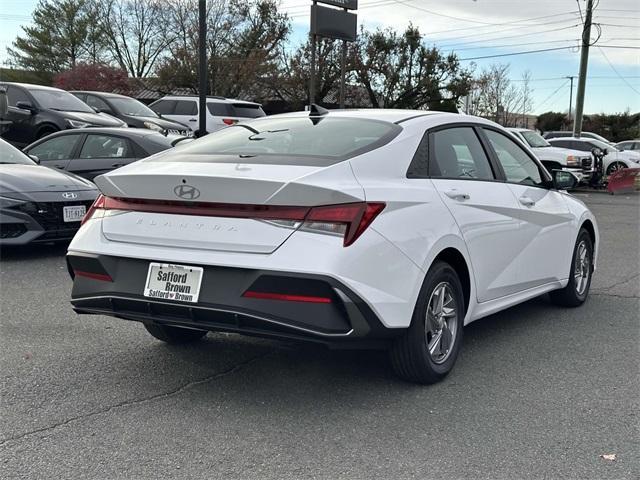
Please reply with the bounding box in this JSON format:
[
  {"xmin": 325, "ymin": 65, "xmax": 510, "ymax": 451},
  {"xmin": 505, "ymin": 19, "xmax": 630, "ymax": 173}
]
[
  {"xmin": 0, "ymin": 81, "xmax": 64, "ymax": 92},
  {"xmin": 38, "ymin": 127, "xmax": 166, "ymax": 137},
  {"xmin": 156, "ymin": 95, "xmax": 261, "ymax": 106},
  {"xmin": 70, "ymin": 91, "xmax": 132, "ymax": 99},
  {"xmin": 507, "ymin": 127, "xmax": 535, "ymax": 133},
  {"xmin": 265, "ymin": 108, "xmax": 445, "ymax": 124},
  {"xmin": 548, "ymin": 137, "xmax": 595, "ymax": 142}
]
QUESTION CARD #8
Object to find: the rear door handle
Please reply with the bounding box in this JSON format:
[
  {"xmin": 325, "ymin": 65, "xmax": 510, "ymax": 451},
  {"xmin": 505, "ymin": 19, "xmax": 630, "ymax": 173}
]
[
  {"xmin": 189, "ymin": 118, "xmax": 197, "ymax": 122},
  {"xmin": 519, "ymin": 196, "xmax": 536, "ymax": 207},
  {"xmin": 444, "ymin": 189, "xmax": 470, "ymax": 201}
]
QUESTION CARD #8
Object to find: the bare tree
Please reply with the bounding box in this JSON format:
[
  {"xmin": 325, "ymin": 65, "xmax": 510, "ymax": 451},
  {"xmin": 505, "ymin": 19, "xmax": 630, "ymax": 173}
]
[
  {"xmin": 99, "ymin": 0, "xmax": 174, "ymax": 78},
  {"xmin": 468, "ymin": 64, "xmax": 523, "ymax": 126}
]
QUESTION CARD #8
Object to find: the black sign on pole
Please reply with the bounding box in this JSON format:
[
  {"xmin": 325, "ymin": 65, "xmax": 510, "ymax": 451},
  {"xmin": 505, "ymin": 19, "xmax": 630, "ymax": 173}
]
[
  {"xmin": 310, "ymin": 4, "xmax": 357, "ymax": 42},
  {"xmin": 316, "ymin": 0, "xmax": 358, "ymax": 10}
]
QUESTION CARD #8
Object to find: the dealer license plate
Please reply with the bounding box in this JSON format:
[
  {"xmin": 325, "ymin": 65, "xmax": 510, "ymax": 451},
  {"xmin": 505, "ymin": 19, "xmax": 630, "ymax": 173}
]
[
  {"xmin": 63, "ymin": 205, "xmax": 86, "ymax": 222},
  {"xmin": 143, "ymin": 263, "xmax": 203, "ymax": 303}
]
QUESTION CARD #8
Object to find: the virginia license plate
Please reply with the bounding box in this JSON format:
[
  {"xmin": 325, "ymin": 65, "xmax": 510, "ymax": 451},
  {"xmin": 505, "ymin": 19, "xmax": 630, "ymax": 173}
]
[
  {"xmin": 63, "ymin": 205, "xmax": 86, "ymax": 222},
  {"xmin": 143, "ymin": 263, "xmax": 203, "ymax": 303}
]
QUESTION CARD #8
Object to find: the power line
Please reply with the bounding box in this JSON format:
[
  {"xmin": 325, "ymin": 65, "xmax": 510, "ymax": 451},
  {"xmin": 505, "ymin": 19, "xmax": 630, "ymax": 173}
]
[
  {"xmin": 537, "ymin": 80, "xmax": 570, "ymax": 109},
  {"xmin": 459, "ymin": 44, "xmax": 639, "ymax": 61},
  {"xmin": 596, "ymin": 46, "xmax": 640, "ymax": 95},
  {"xmin": 436, "ymin": 24, "xmax": 581, "ymax": 48},
  {"xmin": 448, "ymin": 39, "xmax": 580, "ymax": 53}
]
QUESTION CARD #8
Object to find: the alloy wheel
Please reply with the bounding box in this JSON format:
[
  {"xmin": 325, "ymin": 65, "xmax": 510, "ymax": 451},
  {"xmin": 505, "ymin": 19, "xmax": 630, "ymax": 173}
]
[
  {"xmin": 425, "ymin": 282, "xmax": 458, "ymax": 364},
  {"xmin": 574, "ymin": 240, "xmax": 590, "ymax": 296}
]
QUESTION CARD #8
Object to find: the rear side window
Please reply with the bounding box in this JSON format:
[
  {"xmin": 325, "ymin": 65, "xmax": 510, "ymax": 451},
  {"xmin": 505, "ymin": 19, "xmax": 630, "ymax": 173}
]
[
  {"xmin": 230, "ymin": 103, "xmax": 265, "ymax": 118},
  {"xmin": 429, "ymin": 127, "xmax": 494, "ymax": 180},
  {"xmin": 206, "ymin": 102, "xmax": 231, "ymax": 116},
  {"xmin": 85, "ymin": 95, "xmax": 110, "ymax": 112},
  {"xmin": 174, "ymin": 100, "xmax": 197, "ymax": 115},
  {"xmin": 151, "ymin": 100, "xmax": 176, "ymax": 115},
  {"xmin": 149, "ymin": 117, "xmax": 401, "ymax": 166}
]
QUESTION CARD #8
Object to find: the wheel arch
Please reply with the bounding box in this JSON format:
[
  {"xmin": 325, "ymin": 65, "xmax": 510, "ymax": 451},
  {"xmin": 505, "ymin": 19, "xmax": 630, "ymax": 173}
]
[
  {"xmin": 432, "ymin": 247, "xmax": 471, "ymax": 315},
  {"xmin": 581, "ymin": 219, "xmax": 596, "ymax": 248}
]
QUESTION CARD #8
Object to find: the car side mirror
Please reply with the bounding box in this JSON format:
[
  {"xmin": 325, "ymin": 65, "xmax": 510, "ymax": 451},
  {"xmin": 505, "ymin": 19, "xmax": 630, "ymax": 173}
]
[
  {"xmin": 591, "ymin": 147, "xmax": 603, "ymax": 157},
  {"xmin": 552, "ymin": 170, "xmax": 579, "ymax": 190},
  {"xmin": 29, "ymin": 154, "xmax": 40, "ymax": 164},
  {"xmin": 16, "ymin": 101, "xmax": 36, "ymax": 113}
]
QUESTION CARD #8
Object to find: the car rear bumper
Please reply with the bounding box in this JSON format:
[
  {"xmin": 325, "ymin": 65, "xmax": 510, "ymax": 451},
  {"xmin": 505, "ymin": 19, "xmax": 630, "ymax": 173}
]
[{"xmin": 67, "ymin": 252, "xmax": 403, "ymax": 348}]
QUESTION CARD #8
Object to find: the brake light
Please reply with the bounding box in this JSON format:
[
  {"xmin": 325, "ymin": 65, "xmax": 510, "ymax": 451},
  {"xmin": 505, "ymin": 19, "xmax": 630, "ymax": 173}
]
[
  {"xmin": 304, "ymin": 202, "xmax": 385, "ymax": 246},
  {"xmin": 90, "ymin": 197, "xmax": 385, "ymax": 247},
  {"xmin": 73, "ymin": 270, "xmax": 113, "ymax": 282},
  {"xmin": 81, "ymin": 194, "xmax": 106, "ymax": 225},
  {"xmin": 222, "ymin": 118, "xmax": 237, "ymax": 126}
]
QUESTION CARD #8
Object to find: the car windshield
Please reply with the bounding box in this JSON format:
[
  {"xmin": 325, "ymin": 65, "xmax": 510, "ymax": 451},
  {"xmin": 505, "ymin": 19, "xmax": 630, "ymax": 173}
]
[
  {"xmin": 520, "ymin": 131, "xmax": 550, "ymax": 148},
  {"xmin": 109, "ymin": 97, "xmax": 157, "ymax": 117},
  {"xmin": 152, "ymin": 117, "xmax": 400, "ymax": 164},
  {"xmin": 588, "ymin": 139, "xmax": 619, "ymax": 151},
  {"xmin": 0, "ymin": 139, "xmax": 36, "ymax": 165},
  {"xmin": 30, "ymin": 89, "xmax": 94, "ymax": 113}
]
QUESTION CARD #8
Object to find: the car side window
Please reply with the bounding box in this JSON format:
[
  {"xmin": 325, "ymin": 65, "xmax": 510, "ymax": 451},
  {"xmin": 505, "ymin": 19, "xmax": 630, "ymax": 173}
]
[
  {"xmin": 79, "ymin": 135, "xmax": 130, "ymax": 159},
  {"xmin": 151, "ymin": 100, "xmax": 176, "ymax": 115},
  {"xmin": 207, "ymin": 102, "xmax": 230, "ymax": 116},
  {"xmin": 484, "ymin": 129, "xmax": 543, "ymax": 186},
  {"xmin": 6, "ymin": 85, "xmax": 30, "ymax": 107},
  {"xmin": 174, "ymin": 100, "xmax": 197, "ymax": 115},
  {"xmin": 570, "ymin": 141, "xmax": 591, "ymax": 152},
  {"xmin": 429, "ymin": 127, "xmax": 495, "ymax": 180},
  {"xmin": 86, "ymin": 95, "xmax": 110, "ymax": 112},
  {"xmin": 28, "ymin": 135, "xmax": 81, "ymax": 161}
]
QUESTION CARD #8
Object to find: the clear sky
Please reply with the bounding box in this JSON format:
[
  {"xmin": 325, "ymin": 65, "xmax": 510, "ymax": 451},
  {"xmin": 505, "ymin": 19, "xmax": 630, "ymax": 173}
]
[{"xmin": 1, "ymin": 0, "xmax": 638, "ymax": 115}]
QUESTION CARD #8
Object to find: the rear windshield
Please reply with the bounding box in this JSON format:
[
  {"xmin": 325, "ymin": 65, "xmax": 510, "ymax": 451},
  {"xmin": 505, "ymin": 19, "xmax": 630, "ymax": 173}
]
[
  {"xmin": 149, "ymin": 116, "xmax": 401, "ymax": 165},
  {"xmin": 231, "ymin": 103, "xmax": 265, "ymax": 118}
]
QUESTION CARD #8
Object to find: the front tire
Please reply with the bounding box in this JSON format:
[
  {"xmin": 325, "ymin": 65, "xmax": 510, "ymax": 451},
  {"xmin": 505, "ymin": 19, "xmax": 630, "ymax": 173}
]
[
  {"xmin": 390, "ymin": 261, "xmax": 465, "ymax": 384},
  {"xmin": 606, "ymin": 162, "xmax": 626, "ymax": 176},
  {"xmin": 550, "ymin": 228, "xmax": 593, "ymax": 307},
  {"xmin": 143, "ymin": 323, "xmax": 207, "ymax": 344}
]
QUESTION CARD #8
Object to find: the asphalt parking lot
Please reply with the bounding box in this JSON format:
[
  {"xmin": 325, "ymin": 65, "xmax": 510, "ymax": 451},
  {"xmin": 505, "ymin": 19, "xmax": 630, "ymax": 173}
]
[{"xmin": 1, "ymin": 192, "xmax": 638, "ymax": 480}]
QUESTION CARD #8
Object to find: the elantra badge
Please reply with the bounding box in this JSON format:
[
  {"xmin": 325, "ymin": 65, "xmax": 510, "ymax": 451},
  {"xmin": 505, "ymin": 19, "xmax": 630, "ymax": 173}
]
[
  {"xmin": 174, "ymin": 184, "xmax": 200, "ymax": 200},
  {"xmin": 62, "ymin": 192, "xmax": 78, "ymax": 199}
]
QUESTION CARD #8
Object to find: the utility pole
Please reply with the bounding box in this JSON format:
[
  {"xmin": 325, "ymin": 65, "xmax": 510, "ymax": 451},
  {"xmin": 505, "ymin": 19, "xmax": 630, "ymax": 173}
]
[
  {"xmin": 566, "ymin": 75, "xmax": 575, "ymax": 129},
  {"xmin": 573, "ymin": 0, "xmax": 594, "ymax": 138},
  {"xmin": 197, "ymin": 0, "xmax": 207, "ymax": 137}
]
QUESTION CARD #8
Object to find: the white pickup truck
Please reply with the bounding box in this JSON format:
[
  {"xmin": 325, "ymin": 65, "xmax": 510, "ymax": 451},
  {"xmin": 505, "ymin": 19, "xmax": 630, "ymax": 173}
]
[{"xmin": 508, "ymin": 128, "xmax": 593, "ymax": 182}]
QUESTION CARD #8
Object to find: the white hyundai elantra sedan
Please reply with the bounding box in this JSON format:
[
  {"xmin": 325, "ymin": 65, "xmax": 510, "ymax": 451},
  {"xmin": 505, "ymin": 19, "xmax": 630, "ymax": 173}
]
[{"xmin": 67, "ymin": 108, "xmax": 598, "ymax": 384}]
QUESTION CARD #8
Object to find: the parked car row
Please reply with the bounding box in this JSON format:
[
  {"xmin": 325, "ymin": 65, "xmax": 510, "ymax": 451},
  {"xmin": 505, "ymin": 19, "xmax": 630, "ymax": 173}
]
[{"xmin": 0, "ymin": 81, "xmax": 266, "ymax": 147}]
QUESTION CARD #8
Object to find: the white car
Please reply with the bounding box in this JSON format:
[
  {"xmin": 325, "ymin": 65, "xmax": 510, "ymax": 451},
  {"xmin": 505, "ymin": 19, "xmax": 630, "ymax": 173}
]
[
  {"xmin": 68, "ymin": 109, "xmax": 599, "ymax": 384},
  {"xmin": 548, "ymin": 137, "xmax": 640, "ymax": 175},
  {"xmin": 149, "ymin": 95, "xmax": 265, "ymax": 133},
  {"xmin": 508, "ymin": 128, "xmax": 592, "ymax": 181},
  {"xmin": 615, "ymin": 140, "xmax": 640, "ymax": 152}
]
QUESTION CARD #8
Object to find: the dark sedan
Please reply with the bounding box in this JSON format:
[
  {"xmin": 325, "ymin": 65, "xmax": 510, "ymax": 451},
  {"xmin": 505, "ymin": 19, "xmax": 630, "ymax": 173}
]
[
  {"xmin": 71, "ymin": 91, "xmax": 192, "ymax": 136},
  {"xmin": 23, "ymin": 127, "xmax": 188, "ymax": 181},
  {"xmin": 0, "ymin": 138, "xmax": 98, "ymax": 245},
  {"xmin": 0, "ymin": 82, "xmax": 126, "ymax": 148}
]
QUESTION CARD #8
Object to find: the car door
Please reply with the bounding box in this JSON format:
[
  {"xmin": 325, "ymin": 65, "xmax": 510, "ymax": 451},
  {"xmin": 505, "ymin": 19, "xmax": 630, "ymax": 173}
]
[
  {"xmin": 70, "ymin": 133, "xmax": 137, "ymax": 180},
  {"xmin": 25, "ymin": 133, "xmax": 83, "ymax": 171},
  {"xmin": 2, "ymin": 85, "xmax": 35, "ymax": 146},
  {"xmin": 482, "ymin": 127, "xmax": 575, "ymax": 289},
  {"xmin": 427, "ymin": 125, "xmax": 526, "ymax": 302}
]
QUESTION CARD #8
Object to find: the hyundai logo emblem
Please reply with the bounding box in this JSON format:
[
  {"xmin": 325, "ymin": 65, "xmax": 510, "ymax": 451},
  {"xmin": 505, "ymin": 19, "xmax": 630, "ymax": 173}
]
[
  {"xmin": 62, "ymin": 192, "xmax": 78, "ymax": 199},
  {"xmin": 174, "ymin": 184, "xmax": 200, "ymax": 200}
]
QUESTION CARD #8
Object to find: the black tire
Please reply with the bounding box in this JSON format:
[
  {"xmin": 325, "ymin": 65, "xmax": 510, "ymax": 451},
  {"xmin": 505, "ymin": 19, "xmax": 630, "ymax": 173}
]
[
  {"xmin": 143, "ymin": 323, "xmax": 207, "ymax": 344},
  {"xmin": 550, "ymin": 228, "xmax": 594, "ymax": 307},
  {"xmin": 36, "ymin": 127, "xmax": 57, "ymax": 140},
  {"xmin": 606, "ymin": 162, "xmax": 626, "ymax": 176},
  {"xmin": 390, "ymin": 261, "xmax": 465, "ymax": 384}
]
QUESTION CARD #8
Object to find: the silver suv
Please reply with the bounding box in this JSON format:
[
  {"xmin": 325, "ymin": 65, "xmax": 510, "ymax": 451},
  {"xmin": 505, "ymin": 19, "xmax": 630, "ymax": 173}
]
[{"xmin": 149, "ymin": 96, "xmax": 265, "ymax": 133}]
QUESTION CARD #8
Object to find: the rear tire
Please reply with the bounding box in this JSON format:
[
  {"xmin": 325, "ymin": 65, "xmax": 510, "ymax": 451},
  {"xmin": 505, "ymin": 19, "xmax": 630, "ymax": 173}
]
[
  {"xmin": 390, "ymin": 261, "xmax": 465, "ymax": 384},
  {"xmin": 550, "ymin": 228, "xmax": 593, "ymax": 307},
  {"xmin": 143, "ymin": 323, "xmax": 207, "ymax": 344}
]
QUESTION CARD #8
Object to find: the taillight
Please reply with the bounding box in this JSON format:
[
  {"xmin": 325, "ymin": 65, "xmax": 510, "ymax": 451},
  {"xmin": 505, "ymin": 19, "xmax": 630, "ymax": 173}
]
[
  {"xmin": 222, "ymin": 118, "xmax": 237, "ymax": 126},
  {"xmin": 89, "ymin": 197, "xmax": 385, "ymax": 247},
  {"xmin": 303, "ymin": 202, "xmax": 385, "ymax": 246},
  {"xmin": 81, "ymin": 194, "xmax": 105, "ymax": 225}
]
